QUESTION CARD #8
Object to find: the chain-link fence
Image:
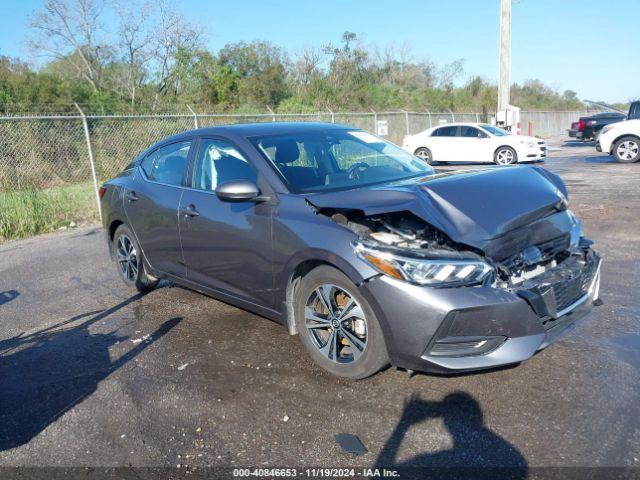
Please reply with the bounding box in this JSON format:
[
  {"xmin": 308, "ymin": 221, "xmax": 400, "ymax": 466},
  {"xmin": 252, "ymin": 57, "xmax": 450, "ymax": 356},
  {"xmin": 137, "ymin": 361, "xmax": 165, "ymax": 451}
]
[{"xmin": 0, "ymin": 108, "xmax": 606, "ymax": 227}]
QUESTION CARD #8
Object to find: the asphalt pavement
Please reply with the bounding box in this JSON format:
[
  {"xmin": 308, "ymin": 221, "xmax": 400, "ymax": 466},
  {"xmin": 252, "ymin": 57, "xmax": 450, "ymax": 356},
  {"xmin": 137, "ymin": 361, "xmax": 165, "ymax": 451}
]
[{"xmin": 1, "ymin": 139, "xmax": 639, "ymax": 474}]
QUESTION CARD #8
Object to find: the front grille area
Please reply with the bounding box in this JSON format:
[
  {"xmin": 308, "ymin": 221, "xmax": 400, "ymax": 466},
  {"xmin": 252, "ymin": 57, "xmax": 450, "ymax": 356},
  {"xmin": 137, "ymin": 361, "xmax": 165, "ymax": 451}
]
[
  {"xmin": 551, "ymin": 256, "xmax": 598, "ymax": 312},
  {"xmin": 513, "ymin": 248, "xmax": 600, "ymax": 321},
  {"xmin": 539, "ymin": 234, "xmax": 570, "ymax": 260},
  {"xmin": 502, "ymin": 234, "xmax": 570, "ymax": 271}
]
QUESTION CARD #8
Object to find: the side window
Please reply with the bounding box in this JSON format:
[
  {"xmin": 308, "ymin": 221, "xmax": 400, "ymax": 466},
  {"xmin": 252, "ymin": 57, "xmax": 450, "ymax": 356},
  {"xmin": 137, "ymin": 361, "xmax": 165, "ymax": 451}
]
[
  {"xmin": 141, "ymin": 141, "xmax": 191, "ymax": 186},
  {"xmin": 460, "ymin": 126, "xmax": 484, "ymax": 138},
  {"xmin": 433, "ymin": 126, "xmax": 457, "ymax": 137},
  {"xmin": 193, "ymin": 139, "xmax": 257, "ymax": 191},
  {"xmin": 630, "ymin": 103, "xmax": 640, "ymax": 120}
]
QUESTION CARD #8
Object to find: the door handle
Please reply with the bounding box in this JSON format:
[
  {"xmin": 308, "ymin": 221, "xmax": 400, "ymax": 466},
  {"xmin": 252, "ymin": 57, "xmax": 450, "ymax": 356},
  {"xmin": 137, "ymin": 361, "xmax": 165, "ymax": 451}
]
[
  {"xmin": 181, "ymin": 204, "xmax": 200, "ymax": 218},
  {"xmin": 125, "ymin": 191, "xmax": 139, "ymax": 202}
]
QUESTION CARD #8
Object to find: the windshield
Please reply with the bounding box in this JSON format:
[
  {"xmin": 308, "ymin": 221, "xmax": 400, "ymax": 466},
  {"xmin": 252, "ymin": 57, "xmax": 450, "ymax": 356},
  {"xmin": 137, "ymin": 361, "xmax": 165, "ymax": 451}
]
[
  {"xmin": 249, "ymin": 129, "xmax": 434, "ymax": 193},
  {"xmin": 481, "ymin": 124, "xmax": 510, "ymax": 136}
]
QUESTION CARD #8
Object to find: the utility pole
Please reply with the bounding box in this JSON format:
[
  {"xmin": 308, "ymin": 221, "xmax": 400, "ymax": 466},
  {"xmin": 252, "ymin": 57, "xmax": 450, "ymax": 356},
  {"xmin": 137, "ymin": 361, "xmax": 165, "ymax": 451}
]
[{"xmin": 497, "ymin": 0, "xmax": 511, "ymax": 112}]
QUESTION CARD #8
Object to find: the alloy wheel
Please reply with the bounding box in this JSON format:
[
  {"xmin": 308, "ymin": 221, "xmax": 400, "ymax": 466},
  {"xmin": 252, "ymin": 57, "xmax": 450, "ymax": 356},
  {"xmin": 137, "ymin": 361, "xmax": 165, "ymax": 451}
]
[
  {"xmin": 415, "ymin": 149, "xmax": 430, "ymax": 161},
  {"xmin": 616, "ymin": 140, "xmax": 638, "ymax": 161},
  {"xmin": 496, "ymin": 148, "xmax": 515, "ymax": 165},
  {"xmin": 304, "ymin": 284, "xmax": 368, "ymax": 364},
  {"xmin": 116, "ymin": 234, "xmax": 138, "ymax": 282}
]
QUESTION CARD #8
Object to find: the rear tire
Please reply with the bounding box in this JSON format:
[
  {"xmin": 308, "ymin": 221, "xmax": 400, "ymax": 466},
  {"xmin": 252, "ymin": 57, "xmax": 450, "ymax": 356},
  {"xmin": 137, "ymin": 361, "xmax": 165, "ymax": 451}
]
[
  {"xmin": 494, "ymin": 146, "xmax": 518, "ymax": 165},
  {"xmin": 112, "ymin": 224, "xmax": 159, "ymax": 292},
  {"xmin": 294, "ymin": 266, "xmax": 389, "ymax": 379},
  {"xmin": 612, "ymin": 136, "xmax": 640, "ymax": 163},
  {"xmin": 414, "ymin": 147, "xmax": 433, "ymax": 164}
]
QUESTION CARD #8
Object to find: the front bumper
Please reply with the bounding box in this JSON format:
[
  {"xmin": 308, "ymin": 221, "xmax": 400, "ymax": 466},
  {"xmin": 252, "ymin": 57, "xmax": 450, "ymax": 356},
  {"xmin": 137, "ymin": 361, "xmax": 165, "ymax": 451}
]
[
  {"xmin": 523, "ymin": 143, "xmax": 547, "ymax": 161},
  {"xmin": 360, "ymin": 250, "xmax": 602, "ymax": 374}
]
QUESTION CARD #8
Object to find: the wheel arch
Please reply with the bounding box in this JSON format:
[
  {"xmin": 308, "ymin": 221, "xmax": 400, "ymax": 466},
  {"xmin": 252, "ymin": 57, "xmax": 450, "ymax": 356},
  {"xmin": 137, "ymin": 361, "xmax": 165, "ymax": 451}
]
[
  {"xmin": 282, "ymin": 253, "xmax": 367, "ymax": 336},
  {"xmin": 494, "ymin": 144, "xmax": 516, "ymax": 155},
  {"xmin": 494, "ymin": 144, "xmax": 518, "ymax": 163},
  {"xmin": 610, "ymin": 134, "xmax": 640, "ymax": 154},
  {"xmin": 106, "ymin": 219, "xmax": 125, "ymax": 261},
  {"xmin": 108, "ymin": 219, "xmax": 124, "ymax": 241}
]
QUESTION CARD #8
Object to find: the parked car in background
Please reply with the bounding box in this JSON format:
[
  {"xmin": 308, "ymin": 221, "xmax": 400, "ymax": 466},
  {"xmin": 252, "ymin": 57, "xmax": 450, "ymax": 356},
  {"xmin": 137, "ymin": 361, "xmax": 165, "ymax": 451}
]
[
  {"xmin": 627, "ymin": 101, "xmax": 640, "ymax": 120},
  {"xmin": 596, "ymin": 119, "xmax": 640, "ymax": 163},
  {"xmin": 575, "ymin": 112, "xmax": 626, "ymax": 141},
  {"xmin": 568, "ymin": 121, "xmax": 580, "ymax": 138},
  {"xmin": 100, "ymin": 122, "xmax": 601, "ymax": 379},
  {"xmin": 402, "ymin": 123, "xmax": 546, "ymax": 165}
]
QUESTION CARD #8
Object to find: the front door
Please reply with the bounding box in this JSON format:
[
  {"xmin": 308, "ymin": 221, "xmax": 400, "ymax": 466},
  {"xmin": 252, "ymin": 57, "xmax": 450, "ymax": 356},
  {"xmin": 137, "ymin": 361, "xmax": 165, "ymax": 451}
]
[
  {"xmin": 124, "ymin": 140, "xmax": 192, "ymax": 277},
  {"xmin": 453, "ymin": 126, "xmax": 493, "ymax": 162},
  {"xmin": 179, "ymin": 138, "xmax": 274, "ymax": 308}
]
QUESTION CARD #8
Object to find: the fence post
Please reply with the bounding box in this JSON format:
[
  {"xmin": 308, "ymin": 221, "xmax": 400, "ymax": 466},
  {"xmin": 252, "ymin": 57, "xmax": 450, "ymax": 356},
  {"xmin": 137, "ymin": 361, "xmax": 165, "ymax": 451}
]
[
  {"xmin": 448, "ymin": 109, "xmax": 455, "ymax": 122},
  {"xmin": 401, "ymin": 109, "xmax": 410, "ymax": 135},
  {"xmin": 425, "ymin": 109, "xmax": 432, "ymax": 128},
  {"xmin": 74, "ymin": 103, "xmax": 102, "ymax": 223},
  {"xmin": 266, "ymin": 105, "xmax": 276, "ymax": 122},
  {"xmin": 326, "ymin": 107, "xmax": 335, "ymax": 123},
  {"xmin": 370, "ymin": 108, "xmax": 377, "ymax": 132},
  {"xmin": 475, "ymin": 112, "xmax": 480, "ymax": 122},
  {"xmin": 186, "ymin": 104, "xmax": 199, "ymax": 129}
]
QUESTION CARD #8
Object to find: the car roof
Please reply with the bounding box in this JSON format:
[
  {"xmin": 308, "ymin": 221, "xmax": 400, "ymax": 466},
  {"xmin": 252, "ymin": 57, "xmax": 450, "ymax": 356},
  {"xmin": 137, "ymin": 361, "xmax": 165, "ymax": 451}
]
[
  {"xmin": 157, "ymin": 122, "xmax": 352, "ymax": 146},
  {"xmin": 425, "ymin": 122, "xmax": 490, "ymax": 132},
  {"xmin": 585, "ymin": 112, "xmax": 626, "ymax": 119}
]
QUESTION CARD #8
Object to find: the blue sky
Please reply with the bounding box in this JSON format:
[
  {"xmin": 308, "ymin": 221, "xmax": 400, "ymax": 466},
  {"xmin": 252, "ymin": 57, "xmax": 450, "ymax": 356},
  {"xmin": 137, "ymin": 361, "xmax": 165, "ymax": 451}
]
[{"xmin": 0, "ymin": 0, "xmax": 635, "ymax": 103}]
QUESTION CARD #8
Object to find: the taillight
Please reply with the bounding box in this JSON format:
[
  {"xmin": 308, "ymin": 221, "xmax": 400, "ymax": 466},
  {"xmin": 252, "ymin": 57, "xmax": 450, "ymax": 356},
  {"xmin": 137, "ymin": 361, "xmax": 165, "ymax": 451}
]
[
  {"xmin": 578, "ymin": 120, "xmax": 585, "ymax": 131},
  {"xmin": 98, "ymin": 186, "xmax": 106, "ymax": 200}
]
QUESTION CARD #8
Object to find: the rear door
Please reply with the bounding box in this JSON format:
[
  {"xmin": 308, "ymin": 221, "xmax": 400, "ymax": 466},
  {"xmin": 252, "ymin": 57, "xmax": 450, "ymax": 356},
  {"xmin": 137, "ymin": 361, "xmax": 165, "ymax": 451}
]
[
  {"xmin": 179, "ymin": 137, "xmax": 275, "ymax": 308},
  {"xmin": 124, "ymin": 140, "xmax": 192, "ymax": 277},
  {"xmin": 428, "ymin": 125, "xmax": 458, "ymax": 161}
]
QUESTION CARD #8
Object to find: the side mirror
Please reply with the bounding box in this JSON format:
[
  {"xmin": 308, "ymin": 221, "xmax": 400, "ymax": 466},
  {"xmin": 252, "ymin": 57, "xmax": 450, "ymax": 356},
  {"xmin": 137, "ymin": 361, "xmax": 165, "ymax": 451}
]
[{"xmin": 215, "ymin": 180, "xmax": 269, "ymax": 203}]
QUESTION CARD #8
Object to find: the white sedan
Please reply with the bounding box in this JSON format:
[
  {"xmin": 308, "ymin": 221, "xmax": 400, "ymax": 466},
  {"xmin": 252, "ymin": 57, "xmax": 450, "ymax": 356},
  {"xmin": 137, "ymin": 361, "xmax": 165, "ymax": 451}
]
[{"xmin": 402, "ymin": 123, "xmax": 547, "ymax": 165}]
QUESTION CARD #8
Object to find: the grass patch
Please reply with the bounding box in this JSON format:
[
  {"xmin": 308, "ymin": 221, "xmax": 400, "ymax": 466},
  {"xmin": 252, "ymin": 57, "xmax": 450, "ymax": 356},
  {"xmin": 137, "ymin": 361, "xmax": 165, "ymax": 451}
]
[{"xmin": 0, "ymin": 182, "xmax": 99, "ymax": 243}]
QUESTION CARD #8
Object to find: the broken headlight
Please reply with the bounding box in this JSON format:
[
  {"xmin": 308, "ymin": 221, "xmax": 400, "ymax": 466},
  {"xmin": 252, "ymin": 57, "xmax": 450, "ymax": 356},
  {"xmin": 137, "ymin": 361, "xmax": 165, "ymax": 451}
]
[{"xmin": 354, "ymin": 241, "xmax": 492, "ymax": 287}]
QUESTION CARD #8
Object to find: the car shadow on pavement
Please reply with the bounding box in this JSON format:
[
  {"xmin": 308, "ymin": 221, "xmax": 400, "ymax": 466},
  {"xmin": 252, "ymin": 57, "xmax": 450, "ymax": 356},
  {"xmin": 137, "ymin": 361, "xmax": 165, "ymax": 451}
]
[
  {"xmin": 563, "ymin": 140, "xmax": 595, "ymax": 147},
  {"xmin": 0, "ymin": 290, "xmax": 19, "ymax": 306},
  {"xmin": 0, "ymin": 292, "xmax": 181, "ymax": 452},
  {"xmin": 374, "ymin": 392, "xmax": 527, "ymax": 478},
  {"xmin": 583, "ymin": 156, "xmax": 618, "ymax": 164}
]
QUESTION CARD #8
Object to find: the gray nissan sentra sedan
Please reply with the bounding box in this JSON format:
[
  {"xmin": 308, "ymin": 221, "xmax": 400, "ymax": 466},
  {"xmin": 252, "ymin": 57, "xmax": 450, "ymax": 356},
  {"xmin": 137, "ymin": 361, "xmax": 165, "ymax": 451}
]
[{"xmin": 100, "ymin": 122, "xmax": 602, "ymax": 379}]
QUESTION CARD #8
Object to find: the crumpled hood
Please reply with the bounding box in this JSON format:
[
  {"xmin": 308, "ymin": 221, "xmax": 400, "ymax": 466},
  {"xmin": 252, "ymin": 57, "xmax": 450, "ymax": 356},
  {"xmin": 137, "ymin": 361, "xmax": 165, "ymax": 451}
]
[{"xmin": 307, "ymin": 166, "xmax": 571, "ymax": 256}]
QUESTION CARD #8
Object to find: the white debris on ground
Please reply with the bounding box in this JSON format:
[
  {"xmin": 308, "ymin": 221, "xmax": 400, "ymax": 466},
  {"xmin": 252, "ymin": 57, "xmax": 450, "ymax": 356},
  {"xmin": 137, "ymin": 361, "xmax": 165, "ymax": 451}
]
[
  {"xmin": 177, "ymin": 363, "xmax": 189, "ymax": 371},
  {"xmin": 130, "ymin": 334, "xmax": 152, "ymax": 344}
]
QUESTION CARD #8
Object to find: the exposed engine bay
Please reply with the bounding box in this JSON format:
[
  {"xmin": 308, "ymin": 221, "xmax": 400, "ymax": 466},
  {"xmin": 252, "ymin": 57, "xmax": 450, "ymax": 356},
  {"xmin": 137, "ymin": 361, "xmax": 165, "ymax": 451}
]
[{"xmin": 311, "ymin": 203, "xmax": 598, "ymax": 314}]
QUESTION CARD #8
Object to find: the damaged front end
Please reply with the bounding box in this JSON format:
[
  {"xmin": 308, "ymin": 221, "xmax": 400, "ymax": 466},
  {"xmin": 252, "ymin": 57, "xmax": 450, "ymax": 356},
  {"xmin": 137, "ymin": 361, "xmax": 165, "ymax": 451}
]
[{"xmin": 308, "ymin": 199, "xmax": 601, "ymax": 372}]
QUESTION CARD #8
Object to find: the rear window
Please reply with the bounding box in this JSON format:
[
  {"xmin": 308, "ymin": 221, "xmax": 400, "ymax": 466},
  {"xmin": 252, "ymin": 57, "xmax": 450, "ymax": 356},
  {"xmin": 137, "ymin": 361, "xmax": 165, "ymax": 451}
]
[
  {"xmin": 141, "ymin": 141, "xmax": 191, "ymax": 186},
  {"xmin": 432, "ymin": 126, "xmax": 457, "ymax": 137}
]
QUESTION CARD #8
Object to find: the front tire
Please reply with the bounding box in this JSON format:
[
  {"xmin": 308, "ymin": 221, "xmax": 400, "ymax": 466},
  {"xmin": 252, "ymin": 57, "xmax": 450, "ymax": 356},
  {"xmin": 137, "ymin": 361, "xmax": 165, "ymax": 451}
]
[
  {"xmin": 494, "ymin": 146, "xmax": 518, "ymax": 165},
  {"xmin": 414, "ymin": 147, "xmax": 433, "ymax": 164},
  {"xmin": 294, "ymin": 266, "xmax": 389, "ymax": 379},
  {"xmin": 613, "ymin": 136, "xmax": 640, "ymax": 163},
  {"xmin": 113, "ymin": 224, "xmax": 159, "ymax": 292}
]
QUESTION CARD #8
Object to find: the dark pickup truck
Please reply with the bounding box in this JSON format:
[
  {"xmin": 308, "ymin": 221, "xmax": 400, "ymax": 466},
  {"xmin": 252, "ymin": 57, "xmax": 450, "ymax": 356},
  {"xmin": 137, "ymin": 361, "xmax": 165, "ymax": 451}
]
[
  {"xmin": 628, "ymin": 101, "xmax": 640, "ymax": 120},
  {"xmin": 575, "ymin": 112, "xmax": 626, "ymax": 141}
]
